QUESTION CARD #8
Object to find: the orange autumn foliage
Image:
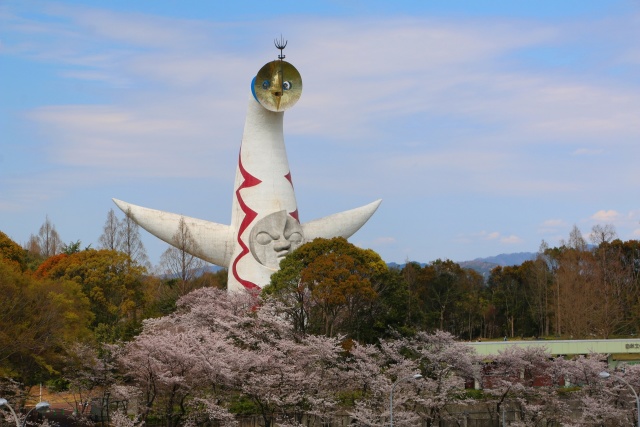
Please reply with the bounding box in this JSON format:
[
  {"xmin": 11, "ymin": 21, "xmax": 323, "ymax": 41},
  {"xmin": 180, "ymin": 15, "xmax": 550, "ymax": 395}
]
[{"xmin": 34, "ymin": 253, "xmax": 69, "ymax": 278}]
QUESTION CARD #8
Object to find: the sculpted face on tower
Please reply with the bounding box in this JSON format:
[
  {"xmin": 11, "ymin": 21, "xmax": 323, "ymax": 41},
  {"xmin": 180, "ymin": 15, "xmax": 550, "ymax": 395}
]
[
  {"xmin": 253, "ymin": 60, "xmax": 302, "ymax": 112},
  {"xmin": 249, "ymin": 210, "xmax": 304, "ymax": 269}
]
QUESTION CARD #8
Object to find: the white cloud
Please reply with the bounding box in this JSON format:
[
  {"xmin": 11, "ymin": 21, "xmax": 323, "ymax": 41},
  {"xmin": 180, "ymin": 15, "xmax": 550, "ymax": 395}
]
[
  {"xmin": 11, "ymin": 8, "xmax": 640, "ymax": 170},
  {"xmin": 27, "ymin": 103, "xmax": 239, "ymax": 178},
  {"xmin": 469, "ymin": 231, "xmax": 522, "ymax": 244},
  {"xmin": 47, "ymin": 3, "xmax": 213, "ymax": 49},
  {"xmin": 461, "ymin": 231, "xmax": 503, "ymax": 241},
  {"xmin": 591, "ymin": 210, "xmax": 621, "ymax": 222},
  {"xmin": 501, "ymin": 235, "xmax": 523, "ymax": 244}
]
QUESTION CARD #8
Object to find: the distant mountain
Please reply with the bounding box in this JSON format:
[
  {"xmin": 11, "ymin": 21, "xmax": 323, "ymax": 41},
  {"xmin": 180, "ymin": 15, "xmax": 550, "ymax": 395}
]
[
  {"xmin": 387, "ymin": 261, "xmax": 426, "ymax": 269},
  {"xmin": 387, "ymin": 251, "xmax": 537, "ymax": 280},
  {"xmin": 456, "ymin": 260, "xmax": 499, "ymax": 279},
  {"xmin": 159, "ymin": 264, "xmax": 224, "ymax": 279},
  {"xmin": 470, "ymin": 252, "xmax": 537, "ymax": 267},
  {"xmin": 458, "ymin": 252, "xmax": 537, "ymax": 278}
]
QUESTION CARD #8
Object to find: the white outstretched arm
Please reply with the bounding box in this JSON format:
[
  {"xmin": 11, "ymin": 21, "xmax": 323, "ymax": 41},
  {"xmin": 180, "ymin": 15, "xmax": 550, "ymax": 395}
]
[
  {"xmin": 302, "ymin": 199, "xmax": 382, "ymax": 241},
  {"xmin": 113, "ymin": 199, "xmax": 235, "ymax": 267}
]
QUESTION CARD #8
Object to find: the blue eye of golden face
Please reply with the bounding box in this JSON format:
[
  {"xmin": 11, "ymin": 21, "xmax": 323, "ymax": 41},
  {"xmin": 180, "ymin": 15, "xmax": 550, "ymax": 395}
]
[
  {"xmin": 282, "ymin": 81, "xmax": 292, "ymax": 91},
  {"xmin": 262, "ymin": 80, "xmax": 270, "ymax": 90}
]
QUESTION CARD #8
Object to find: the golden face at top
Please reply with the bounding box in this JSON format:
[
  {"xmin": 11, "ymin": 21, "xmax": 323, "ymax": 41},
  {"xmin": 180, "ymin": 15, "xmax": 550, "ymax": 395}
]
[{"xmin": 254, "ymin": 60, "xmax": 302, "ymax": 112}]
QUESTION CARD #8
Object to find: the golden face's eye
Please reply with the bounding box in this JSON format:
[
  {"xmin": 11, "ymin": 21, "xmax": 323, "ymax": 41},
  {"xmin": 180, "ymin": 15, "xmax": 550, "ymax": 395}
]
[{"xmin": 253, "ymin": 60, "xmax": 302, "ymax": 112}]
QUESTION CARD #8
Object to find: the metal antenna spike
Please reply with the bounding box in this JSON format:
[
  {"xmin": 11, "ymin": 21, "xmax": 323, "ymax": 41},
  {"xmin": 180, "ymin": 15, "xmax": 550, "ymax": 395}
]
[{"xmin": 274, "ymin": 35, "xmax": 287, "ymax": 60}]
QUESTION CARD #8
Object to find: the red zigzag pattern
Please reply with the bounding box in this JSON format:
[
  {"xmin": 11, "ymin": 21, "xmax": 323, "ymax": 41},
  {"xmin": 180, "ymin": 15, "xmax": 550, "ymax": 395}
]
[{"xmin": 232, "ymin": 152, "xmax": 262, "ymax": 290}]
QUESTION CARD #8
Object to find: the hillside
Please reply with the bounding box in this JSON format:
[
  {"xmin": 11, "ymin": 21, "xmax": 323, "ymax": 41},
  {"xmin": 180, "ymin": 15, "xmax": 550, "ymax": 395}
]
[
  {"xmin": 459, "ymin": 251, "xmax": 537, "ymax": 277},
  {"xmin": 388, "ymin": 251, "xmax": 537, "ymax": 280}
]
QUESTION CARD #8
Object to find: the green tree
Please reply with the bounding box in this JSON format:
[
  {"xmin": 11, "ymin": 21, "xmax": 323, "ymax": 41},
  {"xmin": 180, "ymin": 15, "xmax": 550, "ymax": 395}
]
[
  {"xmin": 608, "ymin": 239, "xmax": 640, "ymax": 333},
  {"xmin": 401, "ymin": 262, "xmax": 423, "ymax": 329},
  {"xmin": 263, "ymin": 237, "xmax": 388, "ymax": 340},
  {"xmin": 0, "ymin": 231, "xmax": 27, "ymax": 271},
  {"xmin": 406, "ymin": 260, "xmax": 484, "ymax": 337},
  {"xmin": 0, "ymin": 259, "xmax": 93, "ymax": 384},
  {"xmin": 450, "ymin": 267, "xmax": 484, "ymax": 340},
  {"xmin": 427, "ymin": 260, "xmax": 470, "ymax": 331},
  {"xmin": 40, "ymin": 249, "xmax": 147, "ymax": 342},
  {"xmin": 371, "ymin": 266, "xmax": 413, "ymax": 338},
  {"xmin": 488, "ymin": 265, "xmax": 530, "ymax": 338},
  {"xmin": 62, "ymin": 240, "xmax": 85, "ymax": 254}
]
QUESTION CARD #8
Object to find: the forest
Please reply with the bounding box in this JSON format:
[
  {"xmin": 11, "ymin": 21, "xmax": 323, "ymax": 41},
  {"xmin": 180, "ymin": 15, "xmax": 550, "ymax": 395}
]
[{"xmin": 1, "ymin": 211, "xmax": 640, "ymax": 426}]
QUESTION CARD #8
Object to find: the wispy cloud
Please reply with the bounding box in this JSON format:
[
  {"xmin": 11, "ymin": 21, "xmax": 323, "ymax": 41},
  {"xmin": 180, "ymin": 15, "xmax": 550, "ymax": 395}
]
[
  {"xmin": 27, "ymin": 104, "xmax": 236, "ymax": 178},
  {"xmin": 501, "ymin": 234, "xmax": 523, "ymax": 244},
  {"xmin": 586, "ymin": 210, "xmax": 640, "ymax": 242},
  {"xmin": 591, "ymin": 210, "xmax": 621, "ymax": 222}
]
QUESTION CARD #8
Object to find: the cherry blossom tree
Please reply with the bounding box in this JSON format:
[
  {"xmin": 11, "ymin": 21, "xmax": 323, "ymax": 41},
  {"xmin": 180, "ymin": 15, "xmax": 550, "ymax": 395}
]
[
  {"xmin": 113, "ymin": 286, "xmax": 640, "ymax": 426},
  {"xmin": 347, "ymin": 330, "xmax": 479, "ymax": 427},
  {"xmin": 564, "ymin": 355, "xmax": 635, "ymax": 426},
  {"xmin": 117, "ymin": 289, "xmax": 350, "ymax": 427},
  {"xmin": 118, "ymin": 316, "xmax": 212, "ymax": 427},
  {"xmin": 480, "ymin": 346, "xmax": 573, "ymax": 426},
  {"xmin": 60, "ymin": 343, "xmax": 117, "ymax": 417}
]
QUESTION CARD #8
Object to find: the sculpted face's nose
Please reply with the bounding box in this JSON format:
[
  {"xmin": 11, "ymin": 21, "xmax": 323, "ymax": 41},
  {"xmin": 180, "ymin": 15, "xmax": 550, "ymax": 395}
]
[
  {"xmin": 271, "ymin": 70, "xmax": 282, "ymax": 98},
  {"xmin": 274, "ymin": 238, "xmax": 291, "ymax": 252}
]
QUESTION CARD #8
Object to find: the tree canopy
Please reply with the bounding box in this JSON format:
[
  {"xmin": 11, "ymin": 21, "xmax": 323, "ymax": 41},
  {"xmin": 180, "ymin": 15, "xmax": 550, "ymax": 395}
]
[
  {"xmin": 0, "ymin": 257, "xmax": 92, "ymax": 384},
  {"xmin": 38, "ymin": 249, "xmax": 147, "ymax": 341},
  {"xmin": 0, "ymin": 231, "xmax": 28, "ymax": 271},
  {"xmin": 263, "ymin": 237, "xmax": 390, "ymax": 340}
]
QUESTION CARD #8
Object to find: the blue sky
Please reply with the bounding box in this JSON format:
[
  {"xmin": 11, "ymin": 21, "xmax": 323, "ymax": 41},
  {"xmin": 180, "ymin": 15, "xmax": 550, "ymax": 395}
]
[{"xmin": 2, "ymin": 0, "xmax": 640, "ymax": 268}]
